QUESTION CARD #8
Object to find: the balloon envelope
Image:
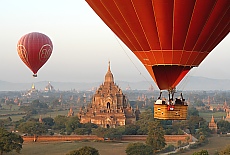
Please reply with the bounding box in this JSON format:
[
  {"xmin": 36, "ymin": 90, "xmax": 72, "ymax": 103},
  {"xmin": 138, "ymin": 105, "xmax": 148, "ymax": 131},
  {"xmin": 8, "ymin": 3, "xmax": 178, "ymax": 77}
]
[
  {"xmin": 17, "ymin": 32, "xmax": 53, "ymax": 76},
  {"xmin": 86, "ymin": 0, "xmax": 230, "ymax": 90}
]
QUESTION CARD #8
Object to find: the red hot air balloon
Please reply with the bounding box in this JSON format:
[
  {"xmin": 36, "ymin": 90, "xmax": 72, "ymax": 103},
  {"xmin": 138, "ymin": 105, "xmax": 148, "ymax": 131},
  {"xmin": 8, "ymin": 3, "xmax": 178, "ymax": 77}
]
[
  {"xmin": 17, "ymin": 32, "xmax": 53, "ymax": 77},
  {"xmin": 85, "ymin": 0, "xmax": 230, "ymax": 92}
]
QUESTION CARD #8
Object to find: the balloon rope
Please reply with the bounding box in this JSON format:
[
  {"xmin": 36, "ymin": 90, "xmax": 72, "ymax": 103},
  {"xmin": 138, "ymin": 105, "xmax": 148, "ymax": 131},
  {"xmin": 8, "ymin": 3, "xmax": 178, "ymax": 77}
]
[
  {"xmin": 114, "ymin": 34, "xmax": 156, "ymax": 89},
  {"xmin": 178, "ymin": 68, "xmax": 197, "ymax": 91}
]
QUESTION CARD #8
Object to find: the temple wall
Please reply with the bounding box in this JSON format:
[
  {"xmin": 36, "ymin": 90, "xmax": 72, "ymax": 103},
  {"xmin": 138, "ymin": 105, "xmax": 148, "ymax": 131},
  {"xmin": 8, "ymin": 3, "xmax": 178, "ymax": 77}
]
[
  {"xmin": 23, "ymin": 134, "xmax": 192, "ymax": 143},
  {"xmin": 121, "ymin": 135, "xmax": 192, "ymax": 142},
  {"xmin": 23, "ymin": 135, "xmax": 104, "ymax": 142}
]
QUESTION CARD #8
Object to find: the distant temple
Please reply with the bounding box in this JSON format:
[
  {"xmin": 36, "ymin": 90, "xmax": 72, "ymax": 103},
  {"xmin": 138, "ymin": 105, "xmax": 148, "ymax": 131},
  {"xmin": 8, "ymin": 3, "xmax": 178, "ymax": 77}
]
[
  {"xmin": 22, "ymin": 84, "xmax": 39, "ymax": 98},
  {"xmin": 78, "ymin": 62, "xmax": 140, "ymax": 128},
  {"xmin": 208, "ymin": 115, "xmax": 217, "ymax": 134},
  {"xmin": 39, "ymin": 115, "xmax": 43, "ymax": 123},
  {"xmin": 223, "ymin": 100, "xmax": 230, "ymax": 113},
  {"xmin": 68, "ymin": 107, "xmax": 74, "ymax": 117},
  {"xmin": 126, "ymin": 85, "xmax": 131, "ymax": 90},
  {"xmin": 44, "ymin": 82, "xmax": 55, "ymax": 92},
  {"xmin": 148, "ymin": 84, "xmax": 154, "ymax": 91}
]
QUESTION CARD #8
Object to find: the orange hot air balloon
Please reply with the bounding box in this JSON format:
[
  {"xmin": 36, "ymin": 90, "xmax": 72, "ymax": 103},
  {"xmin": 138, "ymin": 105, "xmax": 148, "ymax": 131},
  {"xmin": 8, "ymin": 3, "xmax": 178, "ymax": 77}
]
[
  {"xmin": 17, "ymin": 32, "xmax": 53, "ymax": 77},
  {"xmin": 85, "ymin": 0, "xmax": 230, "ymax": 91}
]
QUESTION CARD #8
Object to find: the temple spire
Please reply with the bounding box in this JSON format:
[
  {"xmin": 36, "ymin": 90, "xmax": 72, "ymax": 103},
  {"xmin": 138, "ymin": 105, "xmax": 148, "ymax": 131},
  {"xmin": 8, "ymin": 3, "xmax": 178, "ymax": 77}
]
[
  {"xmin": 209, "ymin": 115, "xmax": 217, "ymax": 133},
  {"xmin": 39, "ymin": 115, "xmax": 43, "ymax": 123},
  {"xmin": 104, "ymin": 61, "xmax": 114, "ymax": 83},
  {"xmin": 32, "ymin": 83, "xmax": 35, "ymax": 89},
  {"xmin": 108, "ymin": 61, "xmax": 111, "ymax": 72},
  {"xmin": 211, "ymin": 115, "xmax": 215, "ymax": 123}
]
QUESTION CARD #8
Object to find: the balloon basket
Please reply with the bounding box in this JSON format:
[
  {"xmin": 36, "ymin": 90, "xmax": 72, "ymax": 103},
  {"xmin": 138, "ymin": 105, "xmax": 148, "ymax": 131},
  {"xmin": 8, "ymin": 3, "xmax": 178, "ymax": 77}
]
[
  {"xmin": 33, "ymin": 74, "xmax": 37, "ymax": 77},
  {"xmin": 154, "ymin": 104, "xmax": 188, "ymax": 120}
]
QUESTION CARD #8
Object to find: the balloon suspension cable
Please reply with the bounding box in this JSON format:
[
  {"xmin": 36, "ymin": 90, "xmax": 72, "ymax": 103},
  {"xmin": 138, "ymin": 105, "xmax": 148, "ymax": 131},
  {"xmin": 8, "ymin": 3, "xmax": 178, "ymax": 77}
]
[
  {"xmin": 181, "ymin": 92, "xmax": 185, "ymax": 102},
  {"xmin": 33, "ymin": 74, "xmax": 37, "ymax": 77},
  {"xmin": 158, "ymin": 91, "xmax": 162, "ymax": 99},
  {"xmin": 168, "ymin": 87, "xmax": 176, "ymax": 101},
  {"xmin": 114, "ymin": 34, "xmax": 155, "ymax": 88}
]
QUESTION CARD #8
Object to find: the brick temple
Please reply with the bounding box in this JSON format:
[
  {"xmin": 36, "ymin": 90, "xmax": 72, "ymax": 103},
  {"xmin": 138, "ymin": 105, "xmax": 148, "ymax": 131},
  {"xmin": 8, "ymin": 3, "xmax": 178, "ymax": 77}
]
[{"xmin": 78, "ymin": 62, "xmax": 140, "ymax": 128}]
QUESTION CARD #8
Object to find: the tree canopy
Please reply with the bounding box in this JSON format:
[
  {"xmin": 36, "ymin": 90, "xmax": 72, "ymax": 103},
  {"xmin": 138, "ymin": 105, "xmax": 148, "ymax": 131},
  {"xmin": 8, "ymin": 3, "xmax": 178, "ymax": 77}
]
[
  {"xmin": 192, "ymin": 149, "xmax": 209, "ymax": 155},
  {"xmin": 126, "ymin": 142, "xmax": 153, "ymax": 155},
  {"xmin": 0, "ymin": 127, "xmax": 23, "ymax": 155},
  {"xmin": 17, "ymin": 121, "xmax": 48, "ymax": 136},
  {"xmin": 218, "ymin": 145, "xmax": 230, "ymax": 155},
  {"xmin": 135, "ymin": 109, "xmax": 154, "ymax": 135},
  {"xmin": 146, "ymin": 120, "xmax": 166, "ymax": 153},
  {"xmin": 217, "ymin": 120, "xmax": 230, "ymax": 134},
  {"xmin": 66, "ymin": 146, "xmax": 99, "ymax": 155}
]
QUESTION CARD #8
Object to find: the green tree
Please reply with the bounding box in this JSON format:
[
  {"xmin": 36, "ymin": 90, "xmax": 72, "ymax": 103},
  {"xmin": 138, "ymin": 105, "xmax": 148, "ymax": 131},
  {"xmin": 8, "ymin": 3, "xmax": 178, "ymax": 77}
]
[
  {"xmin": 92, "ymin": 127, "xmax": 108, "ymax": 138},
  {"xmin": 219, "ymin": 145, "xmax": 230, "ymax": 155},
  {"xmin": 192, "ymin": 149, "xmax": 209, "ymax": 155},
  {"xmin": 19, "ymin": 106, "xmax": 38, "ymax": 115},
  {"xmin": 0, "ymin": 127, "xmax": 23, "ymax": 155},
  {"xmin": 217, "ymin": 120, "xmax": 230, "ymax": 133},
  {"xmin": 193, "ymin": 99, "xmax": 205, "ymax": 107},
  {"xmin": 104, "ymin": 128, "xmax": 123, "ymax": 140},
  {"xmin": 195, "ymin": 126, "xmax": 211, "ymax": 138},
  {"xmin": 177, "ymin": 140, "xmax": 182, "ymax": 148},
  {"xmin": 42, "ymin": 117, "xmax": 54, "ymax": 127},
  {"xmin": 188, "ymin": 106, "xmax": 199, "ymax": 118},
  {"xmin": 160, "ymin": 144, "xmax": 176, "ymax": 153},
  {"xmin": 66, "ymin": 146, "xmax": 99, "ymax": 155},
  {"xmin": 0, "ymin": 117, "xmax": 12, "ymax": 128},
  {"xmin": 146, "ymin": 120, "xmax": 166, "ymax": 154},
  {"xmin": 124, "ymin": 124, "xmax": 139, "ymax": 135},
  {"xmin": 31, "ymin": 99, "xmax": 48, "ymax": 109},
  {"xmin": 50, "ymin": 99, "xmax": 61, "ymax": 108},
  {"xmin": 53, "ymin": 115, "xmax": 68, "ymax": 130},
  {"xmin": 125, "ymin": 142, "xmax": 153, "ymax": 155},
  {"xmin": 92, "ymin": 127, "xmax": 123, "ymax": 140},
  {"xmin": 82, "ymin": 123, "xmax": 98, "ymax": 135},
  {"xmin": 198, "ymin": 135, "xmax": 206, "ymax": 143},
  {"xmin": 74, "ymin": 128, "xmax": 86, "ymax": 135},
  {"xmin": 17, "ymin": 121, "xmax": 48, "ymax": 136},
  {"xmin": 136, "ymin": 109, "xmax": 154, "ymax": 134},
  {"xmin": 20, "ymin": 100, "xmax": 49, "ymax": 115},
  {"xmin": 187, "ymin": 116, "xmax": 207, "ymax": 134},
  {"xmin": 65, "ymin": 116, "xmax": 81, "ymax": 135}
]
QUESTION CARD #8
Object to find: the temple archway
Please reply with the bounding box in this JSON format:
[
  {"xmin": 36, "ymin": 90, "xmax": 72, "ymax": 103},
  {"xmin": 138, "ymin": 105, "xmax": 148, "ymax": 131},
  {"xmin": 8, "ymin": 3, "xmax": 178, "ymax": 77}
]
[{"xmin": 107, "ymin": 102, "xmax": 110, "ymax": 109}]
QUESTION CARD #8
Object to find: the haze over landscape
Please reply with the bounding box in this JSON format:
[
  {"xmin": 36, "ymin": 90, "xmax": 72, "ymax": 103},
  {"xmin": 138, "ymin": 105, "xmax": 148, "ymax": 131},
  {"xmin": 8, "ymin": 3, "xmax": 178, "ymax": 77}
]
[
  {"xmin": 0, "ymin": 1, "xmax": 230, "ymax": 155},
  {"xmin": 0, "ymin": 0, "xmax": 229, "ymax": 90},
  {"xmin": 0, "ymin": 76, "xmax": 230, "ymax": 91}
]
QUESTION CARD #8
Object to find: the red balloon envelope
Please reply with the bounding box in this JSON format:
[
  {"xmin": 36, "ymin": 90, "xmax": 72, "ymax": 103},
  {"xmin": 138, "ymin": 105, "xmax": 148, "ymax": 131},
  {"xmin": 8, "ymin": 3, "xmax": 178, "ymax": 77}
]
[
  {"xmin": 86, "ymin": 0, "xmax": 230, "ymax": 90},
  {"xmin": 17, "ymin": 32, "xmax": 53, "ymax": 77}
]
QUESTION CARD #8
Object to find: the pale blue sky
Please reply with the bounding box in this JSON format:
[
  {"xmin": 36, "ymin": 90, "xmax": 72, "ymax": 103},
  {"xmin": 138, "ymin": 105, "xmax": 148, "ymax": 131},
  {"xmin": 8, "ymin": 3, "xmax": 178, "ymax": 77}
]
[{"xmin": 0, "ymin": 0, "xmax": 229, "ymax": 88}]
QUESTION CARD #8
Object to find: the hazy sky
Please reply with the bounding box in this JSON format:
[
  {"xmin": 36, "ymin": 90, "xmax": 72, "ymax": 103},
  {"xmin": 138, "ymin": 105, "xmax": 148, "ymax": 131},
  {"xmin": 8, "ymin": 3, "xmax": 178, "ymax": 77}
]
[{"xmin": 0, "ymin": 0, "xmax": 229, "ymax": 88}]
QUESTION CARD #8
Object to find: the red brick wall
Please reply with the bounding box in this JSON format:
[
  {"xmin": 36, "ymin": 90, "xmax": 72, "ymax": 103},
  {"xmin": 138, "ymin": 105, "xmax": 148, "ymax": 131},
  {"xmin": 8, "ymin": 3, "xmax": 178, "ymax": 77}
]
[
  {"xmin": 121, "ymin": 135, "xmax": 192, "ymax": 142},
  {"xmin": 23, "ymin": 134, "xmax": 192, "ymax": 143},
  {"xmin": 165, "ymin": 134, "xmax": 192, "ymax": 142},
  {"xmin": 23, "ymin": 135, "xmax": 103, "ymax": 142}
]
